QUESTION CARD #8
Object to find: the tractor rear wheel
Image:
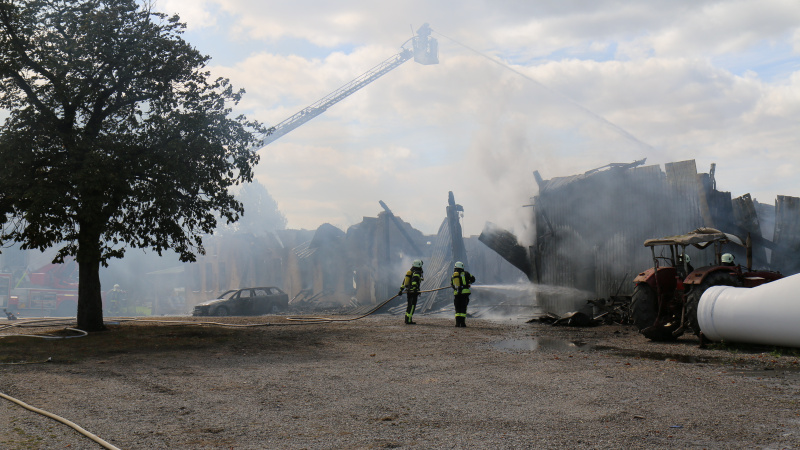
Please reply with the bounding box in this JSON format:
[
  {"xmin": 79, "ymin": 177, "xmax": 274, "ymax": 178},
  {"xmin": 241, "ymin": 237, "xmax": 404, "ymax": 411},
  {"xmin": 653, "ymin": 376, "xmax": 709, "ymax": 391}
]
[
  {"xmin": 686, "ymin": 271, "xmax": 742, "ymax": 336},
  {"xmin": 631, "ymin": 283, "xmax": 679, "ymax": 341}
]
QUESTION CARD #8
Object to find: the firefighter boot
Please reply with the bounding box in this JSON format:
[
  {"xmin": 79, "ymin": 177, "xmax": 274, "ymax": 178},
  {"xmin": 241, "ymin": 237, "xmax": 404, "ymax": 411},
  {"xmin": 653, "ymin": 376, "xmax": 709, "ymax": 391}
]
[{"xmin": 405, "ymin": 305, "xmax": 415, "ymax": 324}]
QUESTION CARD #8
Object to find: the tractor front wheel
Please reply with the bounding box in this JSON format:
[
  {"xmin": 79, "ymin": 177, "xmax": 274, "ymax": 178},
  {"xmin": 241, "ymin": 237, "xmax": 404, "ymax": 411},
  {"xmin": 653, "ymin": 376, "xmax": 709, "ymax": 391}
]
[{"xmin": 631, "ymin": 283, "xmax": 679, "ymax": 341}]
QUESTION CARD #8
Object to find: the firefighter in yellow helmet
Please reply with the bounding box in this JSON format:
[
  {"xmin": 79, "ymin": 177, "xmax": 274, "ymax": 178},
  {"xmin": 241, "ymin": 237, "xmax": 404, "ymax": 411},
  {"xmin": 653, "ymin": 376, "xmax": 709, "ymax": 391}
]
[
  {"xmin": 721, "ymin": 253, "xmax": 735, "ymax": 266},
  {"xmin": 451, "ymin": 261, "xmax": 475, "ymax": 327},
  {"xmin": 107, "ymin": 284, "xmax": 124, "ymax": 316},
  {"xmin": 398, "ymin": 259, "xmax": 424, "ymax": 324}
]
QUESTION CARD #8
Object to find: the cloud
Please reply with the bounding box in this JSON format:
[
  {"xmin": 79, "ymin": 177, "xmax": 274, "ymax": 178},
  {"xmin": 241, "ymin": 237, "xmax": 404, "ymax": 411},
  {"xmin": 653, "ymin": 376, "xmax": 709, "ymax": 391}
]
[
  {"xmin": 156, "ymin": 0, "xmax": 800, "ymax": 235},
  {"xmin": 159, "ymin": 0, "xmax": 218, "ymax": 29}
]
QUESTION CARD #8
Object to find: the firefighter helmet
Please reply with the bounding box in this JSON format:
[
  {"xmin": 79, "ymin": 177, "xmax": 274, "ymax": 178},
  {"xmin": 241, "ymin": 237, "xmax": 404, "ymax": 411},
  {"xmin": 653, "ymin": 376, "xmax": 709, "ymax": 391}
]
[
  {"xmin": 412, "ymin": 259, "xmax": 423, "ymax": 268},
  {"xmin": 454, "ymin": 261, "xmax": 465, "ymax": 269},
  {"xmin": 721, "ymin": 253, "xmax": 735, "ymax": 264}
]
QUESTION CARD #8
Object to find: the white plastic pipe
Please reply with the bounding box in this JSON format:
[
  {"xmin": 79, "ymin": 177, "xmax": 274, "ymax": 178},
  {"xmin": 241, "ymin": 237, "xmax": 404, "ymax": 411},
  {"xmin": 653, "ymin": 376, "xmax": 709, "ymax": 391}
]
[{"xmin": 697, "ymin": 273, "xmax": 800, "ymax": 347}]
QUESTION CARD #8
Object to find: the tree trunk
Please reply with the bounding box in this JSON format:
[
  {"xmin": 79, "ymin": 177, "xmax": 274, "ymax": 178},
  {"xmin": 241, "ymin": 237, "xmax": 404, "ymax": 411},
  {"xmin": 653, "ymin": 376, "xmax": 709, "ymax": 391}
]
[{"xmin": 76, "ymin": 228, "xmax": 106, "ymax": 332}]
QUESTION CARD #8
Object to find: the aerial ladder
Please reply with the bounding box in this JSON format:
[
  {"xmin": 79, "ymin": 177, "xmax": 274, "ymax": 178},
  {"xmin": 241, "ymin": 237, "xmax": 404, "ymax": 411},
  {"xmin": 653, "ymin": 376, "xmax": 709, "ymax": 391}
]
[{"xmin": 261, "ymin": 23, "xmax": 438, "ymax": 146}]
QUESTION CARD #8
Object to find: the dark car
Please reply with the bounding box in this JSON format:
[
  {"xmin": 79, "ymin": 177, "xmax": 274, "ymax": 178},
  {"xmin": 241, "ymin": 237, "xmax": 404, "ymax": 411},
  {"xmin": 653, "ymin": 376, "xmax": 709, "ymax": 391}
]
[{"xmin": 192, "ymin": 287, "xmax": 289, "ymax": 316}]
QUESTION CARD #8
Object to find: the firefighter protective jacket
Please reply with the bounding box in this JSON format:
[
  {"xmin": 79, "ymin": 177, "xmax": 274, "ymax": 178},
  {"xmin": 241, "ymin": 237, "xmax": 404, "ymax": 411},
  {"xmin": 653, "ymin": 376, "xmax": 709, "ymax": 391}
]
[
  {"xmin": 451, "ymin": 269, "xmax": 475, "ymax": 295},
  {"xmin": 400, "ymin": 268, "xmax": 424, "ymax": 292}
]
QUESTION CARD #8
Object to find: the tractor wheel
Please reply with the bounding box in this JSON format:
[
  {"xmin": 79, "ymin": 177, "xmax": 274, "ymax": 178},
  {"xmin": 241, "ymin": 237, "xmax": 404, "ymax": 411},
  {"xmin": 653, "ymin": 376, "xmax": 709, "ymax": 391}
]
[
  {"xmin": 686, "ymin": 271, "xmax": 742, "ymax": 336},
  {"xmin": 630, "ymin": 283, "xmax": 679, "ymax": 341}
]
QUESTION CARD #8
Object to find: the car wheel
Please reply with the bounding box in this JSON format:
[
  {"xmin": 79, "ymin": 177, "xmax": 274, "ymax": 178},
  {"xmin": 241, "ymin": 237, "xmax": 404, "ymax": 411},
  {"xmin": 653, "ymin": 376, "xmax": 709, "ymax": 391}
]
[{"xmin": 215, "ymin": 306, "xmax": 229, "ymax": 316}]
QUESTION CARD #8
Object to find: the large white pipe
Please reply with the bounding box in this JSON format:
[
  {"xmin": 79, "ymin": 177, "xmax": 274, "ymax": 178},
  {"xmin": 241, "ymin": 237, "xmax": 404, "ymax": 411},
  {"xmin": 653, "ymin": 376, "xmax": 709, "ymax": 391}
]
[{"xmin": 697, "ymin": 273, "xmax": 800, "ymax": 347}]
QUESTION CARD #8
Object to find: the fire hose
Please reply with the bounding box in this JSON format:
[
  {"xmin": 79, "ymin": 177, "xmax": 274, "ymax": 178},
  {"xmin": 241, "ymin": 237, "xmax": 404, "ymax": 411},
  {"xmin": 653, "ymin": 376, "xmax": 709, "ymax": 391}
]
[
  {"xmin": 285, "ymin": 286, "xmax": 451, "ymax": 323},
  {"xmin": 0, "ymin": 391, "xmax": 120, "ymax": 450},
  {"xmin": 0, "ymin": 286, "xmax": 454, "ymax": 335}
]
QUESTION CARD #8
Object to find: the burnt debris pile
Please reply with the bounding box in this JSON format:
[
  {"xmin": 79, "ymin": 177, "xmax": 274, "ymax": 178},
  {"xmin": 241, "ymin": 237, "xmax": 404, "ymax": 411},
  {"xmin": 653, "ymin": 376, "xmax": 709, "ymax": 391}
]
[{"xmin": 480, "ymin": 159, "xmax": 800, "ymax": 316}]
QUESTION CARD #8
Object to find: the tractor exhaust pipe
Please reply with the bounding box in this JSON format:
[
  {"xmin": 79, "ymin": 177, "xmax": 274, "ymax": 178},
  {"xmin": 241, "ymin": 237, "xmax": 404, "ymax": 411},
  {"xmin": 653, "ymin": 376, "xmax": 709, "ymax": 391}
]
[{"xmin": 697, "ymin": 273, "xmax": 800, "ymax": 347}]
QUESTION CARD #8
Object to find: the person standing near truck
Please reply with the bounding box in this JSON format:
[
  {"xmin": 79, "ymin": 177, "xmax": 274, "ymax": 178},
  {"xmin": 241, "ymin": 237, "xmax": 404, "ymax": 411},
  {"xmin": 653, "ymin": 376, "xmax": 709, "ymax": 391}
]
[
  {"xmin": 398, "ymin": 260, "xmax": 424, "ymax": 325},
  {"xmin": 451, "ymin": 261, "xmax": 475, "ymax": 328},
  {"xmin": 107, "ymin": 284, "xmax": 125, "ymax": 316}
]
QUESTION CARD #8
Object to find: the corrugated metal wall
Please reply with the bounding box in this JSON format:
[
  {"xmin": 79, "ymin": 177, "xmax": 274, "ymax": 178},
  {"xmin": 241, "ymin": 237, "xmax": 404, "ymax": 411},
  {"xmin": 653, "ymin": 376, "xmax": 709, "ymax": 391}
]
[
  {"xmin": 532, "ymin": 160, "xmax": 711, "ymax": 315},
  {"xmin": 773, "ymin": 195, "xmax": 800, "ymax": 274}
]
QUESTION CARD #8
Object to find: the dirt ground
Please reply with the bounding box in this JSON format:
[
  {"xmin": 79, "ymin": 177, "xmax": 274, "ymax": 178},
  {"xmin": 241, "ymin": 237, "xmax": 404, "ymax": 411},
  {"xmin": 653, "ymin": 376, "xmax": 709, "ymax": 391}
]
[{"xmin": 1, "ymin": 314, "xmax": 799, "ymax": 449}]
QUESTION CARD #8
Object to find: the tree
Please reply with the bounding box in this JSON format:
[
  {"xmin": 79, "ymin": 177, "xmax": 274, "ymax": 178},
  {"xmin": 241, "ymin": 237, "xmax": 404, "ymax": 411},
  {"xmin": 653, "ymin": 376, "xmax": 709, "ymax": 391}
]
[{"xmin": 0, "ymin": 0, "xmax": 264, "ymax": 331}]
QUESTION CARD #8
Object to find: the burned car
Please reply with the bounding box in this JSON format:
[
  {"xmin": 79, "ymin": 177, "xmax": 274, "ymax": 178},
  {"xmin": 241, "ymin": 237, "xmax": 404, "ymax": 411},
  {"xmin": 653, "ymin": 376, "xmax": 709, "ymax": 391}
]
[{"xmin": 192, "ymin": 287, "xmax": 289, "ymax": 316}]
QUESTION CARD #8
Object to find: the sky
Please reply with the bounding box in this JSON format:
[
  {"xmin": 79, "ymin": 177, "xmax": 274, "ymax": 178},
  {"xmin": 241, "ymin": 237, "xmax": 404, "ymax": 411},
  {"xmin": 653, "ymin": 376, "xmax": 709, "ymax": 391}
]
[{"xmin": 156, "ymin": 0, "xmax": 800, "ymax": 238}]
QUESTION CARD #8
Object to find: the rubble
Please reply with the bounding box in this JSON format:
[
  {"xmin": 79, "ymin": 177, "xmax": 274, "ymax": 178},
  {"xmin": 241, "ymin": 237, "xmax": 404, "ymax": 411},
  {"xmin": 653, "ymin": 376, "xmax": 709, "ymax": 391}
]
[{"xmin": 143, "ymin": 192, "xmax": 522, "ymax": 315}]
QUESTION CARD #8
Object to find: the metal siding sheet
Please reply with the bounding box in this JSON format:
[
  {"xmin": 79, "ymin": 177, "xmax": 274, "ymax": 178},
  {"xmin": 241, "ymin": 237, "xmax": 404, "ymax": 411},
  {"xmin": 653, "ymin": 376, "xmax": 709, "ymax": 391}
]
[{"xmin": 532, "ymin": 160, "xmax": 714, "ymax": 315}]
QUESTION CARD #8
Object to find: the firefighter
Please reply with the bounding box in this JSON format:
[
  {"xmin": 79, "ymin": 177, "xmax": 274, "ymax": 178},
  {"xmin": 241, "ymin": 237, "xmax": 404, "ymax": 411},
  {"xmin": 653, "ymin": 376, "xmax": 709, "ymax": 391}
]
[
  {"xmin": 398, "ymin": 259, "xmax": 424, "ymax": 324},
  {"xmin": 677, "ymin": 254, "xmax": 694, "ymax": 277},
  {"xmin": 721, "ymin": 253, "xmax": 735, "ymax": 266},
  {"xmin": 107, "ymin": 284, "xmax": 124, "ymax": 315},
  {"xmin": 451, "ymin": 261, "xmax": 475, "ymax": 328}
]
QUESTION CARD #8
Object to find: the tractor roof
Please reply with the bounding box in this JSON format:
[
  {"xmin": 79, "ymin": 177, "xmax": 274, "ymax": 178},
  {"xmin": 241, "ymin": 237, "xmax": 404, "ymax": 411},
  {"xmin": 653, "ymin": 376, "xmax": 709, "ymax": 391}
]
[{"xmin": 644, "ymin": 227, "xmax": 744, "ymax": 248}]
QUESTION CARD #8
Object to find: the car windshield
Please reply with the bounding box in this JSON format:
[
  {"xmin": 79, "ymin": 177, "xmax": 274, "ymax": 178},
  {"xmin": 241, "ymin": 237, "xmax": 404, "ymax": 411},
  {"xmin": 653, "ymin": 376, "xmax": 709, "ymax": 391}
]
[{"xmin": 219, "ymin": 290, "xmax": 238, "ymax": 300}]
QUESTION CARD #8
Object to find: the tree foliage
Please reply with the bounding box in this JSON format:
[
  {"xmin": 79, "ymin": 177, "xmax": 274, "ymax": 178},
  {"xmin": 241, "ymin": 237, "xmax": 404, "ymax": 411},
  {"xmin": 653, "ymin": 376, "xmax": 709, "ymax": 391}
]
[{"xmin": 0, "ymin": 0, "xmax": 264, "ymax": 330}]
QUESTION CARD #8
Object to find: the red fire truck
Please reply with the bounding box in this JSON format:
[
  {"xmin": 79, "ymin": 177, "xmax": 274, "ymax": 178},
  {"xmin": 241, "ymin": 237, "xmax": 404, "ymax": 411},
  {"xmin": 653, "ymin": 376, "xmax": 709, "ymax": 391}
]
[{"xmin": 5, "ymin": 259, "xmax": 81, "ymax": 317}]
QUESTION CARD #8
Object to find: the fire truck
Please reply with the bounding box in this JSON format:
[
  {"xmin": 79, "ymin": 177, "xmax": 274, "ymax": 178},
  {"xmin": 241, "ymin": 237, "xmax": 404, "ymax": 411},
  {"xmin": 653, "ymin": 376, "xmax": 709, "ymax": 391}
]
[{"xmin": 5, "ymin": 258, "xmax": 81, "ymax": 317}]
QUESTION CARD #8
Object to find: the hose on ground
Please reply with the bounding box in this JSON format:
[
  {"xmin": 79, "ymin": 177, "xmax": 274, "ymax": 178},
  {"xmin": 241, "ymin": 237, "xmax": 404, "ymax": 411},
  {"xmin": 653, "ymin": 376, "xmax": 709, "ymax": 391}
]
[
  {"xmin": 0, "ymin": 391, "xmax": 120, "ymax": 450},
  {"xmin": 0, "ymin": 286, "xmax": 454, "ymax": 336},
  {"xmin": 285, "ymin": 286, "xmax": 451, "ymax": 323}
]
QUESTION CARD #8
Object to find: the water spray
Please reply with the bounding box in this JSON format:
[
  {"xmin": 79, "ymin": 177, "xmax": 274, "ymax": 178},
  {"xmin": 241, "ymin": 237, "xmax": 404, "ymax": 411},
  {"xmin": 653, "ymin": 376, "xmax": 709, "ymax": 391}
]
[{"xmin": 433, "ymin": 30, "xmax": 653, "ymax": 151}]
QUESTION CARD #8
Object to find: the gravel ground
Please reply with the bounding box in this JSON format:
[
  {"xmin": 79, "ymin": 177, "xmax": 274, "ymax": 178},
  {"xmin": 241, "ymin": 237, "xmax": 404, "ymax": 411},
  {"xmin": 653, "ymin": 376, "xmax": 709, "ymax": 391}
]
[{"xmin": 1, "ymin": 314, "xmax": 800, "ymax": 449}]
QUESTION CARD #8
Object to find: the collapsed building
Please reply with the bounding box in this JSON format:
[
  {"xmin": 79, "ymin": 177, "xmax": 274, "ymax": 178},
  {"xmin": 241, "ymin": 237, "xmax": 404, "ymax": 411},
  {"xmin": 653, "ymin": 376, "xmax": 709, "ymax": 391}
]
[
  {"xmin": 480, "ymin": 159, "xmax": 800, "ymax": 316},
  {"xmin": 171, "ymin": 192, "xmax": 523, "ymax": 315},
  {"xmin": 1, "ymin": 190, "xmax": 523, "ymax": 317}
]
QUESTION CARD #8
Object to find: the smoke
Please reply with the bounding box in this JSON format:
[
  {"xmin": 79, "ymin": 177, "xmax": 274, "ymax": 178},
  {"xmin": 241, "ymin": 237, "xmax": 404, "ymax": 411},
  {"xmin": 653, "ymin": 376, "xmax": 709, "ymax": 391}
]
[
  {"xmin": 449, "ymin": 45, "xmax": 656, "ymax": 243},
  {"xmin": 475, "ymin": 283, "xmax": 594, "ymax": 299}
]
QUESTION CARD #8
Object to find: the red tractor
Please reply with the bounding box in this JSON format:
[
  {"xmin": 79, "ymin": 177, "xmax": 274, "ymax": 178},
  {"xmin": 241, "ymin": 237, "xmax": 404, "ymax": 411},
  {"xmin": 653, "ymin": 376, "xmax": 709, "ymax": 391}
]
[{"xmin": 631, "ymin": 227, "xmax": 782, "ymax": 341}]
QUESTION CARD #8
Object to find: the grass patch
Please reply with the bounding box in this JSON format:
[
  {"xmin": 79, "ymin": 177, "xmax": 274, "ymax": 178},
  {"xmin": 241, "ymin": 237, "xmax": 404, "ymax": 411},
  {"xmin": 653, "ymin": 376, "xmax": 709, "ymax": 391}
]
[{"xmin": 0, "ymin": 324, "xmax": 252, "ymax": 364}]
